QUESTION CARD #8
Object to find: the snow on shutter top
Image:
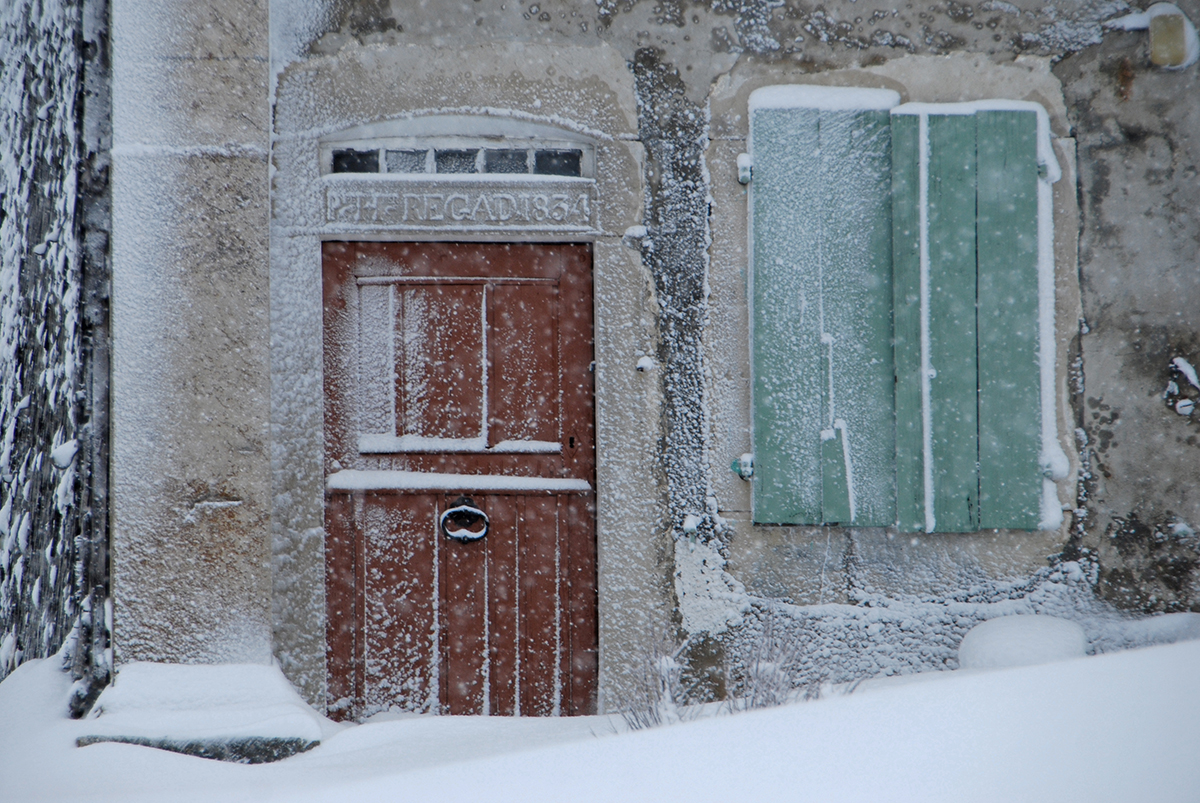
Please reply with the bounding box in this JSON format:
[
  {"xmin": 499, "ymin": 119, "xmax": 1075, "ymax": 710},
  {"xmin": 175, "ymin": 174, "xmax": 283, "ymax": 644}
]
[{"xmin": 748, "ymin": 86, "xmax": 900, "ymax": 526}]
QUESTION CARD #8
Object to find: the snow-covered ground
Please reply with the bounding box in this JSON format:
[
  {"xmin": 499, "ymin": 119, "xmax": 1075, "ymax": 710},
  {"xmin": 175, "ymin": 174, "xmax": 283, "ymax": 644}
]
[{"xmin": 2, "ymin": 635, "xmax": 1198, "ymax": 802}]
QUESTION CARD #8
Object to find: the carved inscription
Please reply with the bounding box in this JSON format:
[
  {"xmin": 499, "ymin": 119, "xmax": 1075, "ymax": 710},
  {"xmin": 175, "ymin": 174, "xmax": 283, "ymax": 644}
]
[{"xmin": 325, "ymin": 181, "xmax": 596, "ymax": 230}]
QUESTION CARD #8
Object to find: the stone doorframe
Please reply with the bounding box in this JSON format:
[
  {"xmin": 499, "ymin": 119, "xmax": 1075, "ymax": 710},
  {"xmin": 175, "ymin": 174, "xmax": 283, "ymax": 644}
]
[{"xmin": 270, "ymin": 43, "xmax": 664, "ymax": 713}]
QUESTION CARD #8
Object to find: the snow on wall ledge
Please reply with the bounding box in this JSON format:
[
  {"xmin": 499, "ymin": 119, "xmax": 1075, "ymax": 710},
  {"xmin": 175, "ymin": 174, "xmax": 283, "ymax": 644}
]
[{"xmin": 0, "ymin": 0, "xmax": 86, "ymax": 683}]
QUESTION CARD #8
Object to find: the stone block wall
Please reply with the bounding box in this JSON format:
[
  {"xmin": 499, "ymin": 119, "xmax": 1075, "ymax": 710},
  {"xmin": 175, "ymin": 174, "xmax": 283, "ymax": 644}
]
[{"xmin": 0, "ymin": 0, "xmax": 111, "ymax": 709}]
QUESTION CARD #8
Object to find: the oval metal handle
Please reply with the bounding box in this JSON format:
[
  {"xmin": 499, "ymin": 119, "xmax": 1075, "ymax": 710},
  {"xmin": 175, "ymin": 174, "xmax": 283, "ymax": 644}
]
[{"xmin": 440, "ymin": 501, "xmax": 489, "ymax": 542}]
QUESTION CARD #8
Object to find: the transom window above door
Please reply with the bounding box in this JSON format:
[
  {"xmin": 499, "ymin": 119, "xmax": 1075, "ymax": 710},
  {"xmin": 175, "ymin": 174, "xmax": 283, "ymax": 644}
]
[
  {"xmin": 325, "ymin": 138, "xmax": 593, "ymax": 179},
  {"xmin": 319, "ymin": 116, "xmax": 596, "ymax": 179}
]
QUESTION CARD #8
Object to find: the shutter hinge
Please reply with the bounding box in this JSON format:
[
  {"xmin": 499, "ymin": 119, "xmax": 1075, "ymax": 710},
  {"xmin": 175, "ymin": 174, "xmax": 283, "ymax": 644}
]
[{"xmin": 731, "ymin": 452, "xmax": 754, "ymax": 480}]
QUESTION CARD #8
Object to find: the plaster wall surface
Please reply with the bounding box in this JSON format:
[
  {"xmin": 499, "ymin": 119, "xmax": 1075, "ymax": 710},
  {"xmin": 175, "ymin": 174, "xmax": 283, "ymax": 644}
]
[
  {"xmin": 1057, "ymin": 31, "xmax": 1200, "ymax": 612},
  {"xmin": 110, "ymin": 0, "xmax": 274, "ymax": 664},
  {"xmin": 270, "ymin": 41, "xmax": 664, "ymax": 708},
  {"xmin": 268, "ymin": 0, "xmax": 1199, "ymax": 699},
  {"xmin": 99, "ymin": 0, "xmax": 1200, "ymax": 705}
]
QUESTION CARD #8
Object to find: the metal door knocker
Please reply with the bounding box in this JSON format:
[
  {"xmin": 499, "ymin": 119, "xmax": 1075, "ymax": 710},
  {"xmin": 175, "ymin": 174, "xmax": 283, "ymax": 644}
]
[{"xmin": 440, "ymin": 496, "xmax": 489, "ymax": 542}]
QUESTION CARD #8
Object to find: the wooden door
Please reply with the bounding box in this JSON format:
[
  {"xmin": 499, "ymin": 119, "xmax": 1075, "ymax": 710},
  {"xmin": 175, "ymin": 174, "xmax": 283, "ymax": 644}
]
[{"xmin": 323, "ymin": 242, "xmax": 597, "ymax": 719}]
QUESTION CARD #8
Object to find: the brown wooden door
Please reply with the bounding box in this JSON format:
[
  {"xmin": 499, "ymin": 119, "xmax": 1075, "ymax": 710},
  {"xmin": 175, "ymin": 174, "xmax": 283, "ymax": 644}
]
[{"xmin": 323, "ymin": 242, "xmax": 597, "ymax": 719}]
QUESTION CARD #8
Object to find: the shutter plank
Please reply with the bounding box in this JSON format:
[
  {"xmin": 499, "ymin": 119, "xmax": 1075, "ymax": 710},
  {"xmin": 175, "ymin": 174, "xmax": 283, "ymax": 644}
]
[
  {"xmin": 890, "ymin": 113, "xmax": 924, "ymax": 532},
  {"xmin": 818, "ymin": 109, "xmax": 895, "ymax": 526},
  {"xmin": 976, "ymin": 110, "xmax": 1041, "ymax": 529},
  {"xmin": 926, "ymin": 113, "xmax": 979, "ymax": 532},
  {"xmin": 751, "ymin": 107, "xmax": 824, "ymax": 524},
  {"xmin": 821, "ymin": 426, "xmax": 852, "ymax": 524}
]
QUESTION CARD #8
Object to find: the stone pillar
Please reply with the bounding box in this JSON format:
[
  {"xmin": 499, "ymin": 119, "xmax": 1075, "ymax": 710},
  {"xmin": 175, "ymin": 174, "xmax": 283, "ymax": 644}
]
[{"xmin": 110, "ymin": 0, "xmax": 272, "ymax": 664}]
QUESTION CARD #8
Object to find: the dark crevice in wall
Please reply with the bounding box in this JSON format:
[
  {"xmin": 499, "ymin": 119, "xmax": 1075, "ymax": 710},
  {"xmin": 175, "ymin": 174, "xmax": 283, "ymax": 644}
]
[
  {"xmin": 632, "ymin": 48, "xmax": 723, "ymax": 670},
  {"xmin": 70, "ymin": 0, "xmax": 113, "ymax": 717},
  {"xmin": 632, "ymin": 48, "xmax": 711, "ymax": 535}
]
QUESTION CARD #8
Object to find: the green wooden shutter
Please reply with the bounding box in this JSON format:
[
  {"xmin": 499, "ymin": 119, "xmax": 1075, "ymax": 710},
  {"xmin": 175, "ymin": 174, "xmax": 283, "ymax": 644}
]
[
  {"xmin": 891, "ymin": 104, "xmax": 1051, "ymax": 532},
  {"xmin": 749, "ymin": 87, "xmax": 898, "ymax": 526}
]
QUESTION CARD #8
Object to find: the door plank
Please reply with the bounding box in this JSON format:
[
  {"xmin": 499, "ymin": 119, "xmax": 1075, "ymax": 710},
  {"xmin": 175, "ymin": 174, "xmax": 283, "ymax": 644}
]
[
  {"xmin": 439, "ymin": 494, "xmax": 488, "ymax": 714},
  {"xmin": 325, "ymin": 492, "xmax": 357, "ymax": 720},
  {"xmin": 890, "ymin": 113, "xmax": 925, "ymax": 532},
  {"xmin": 519, "ymin": 494, "xmax": 560, "ymax": 716},
  {"xmin": 395, "ymin": 285, "xmax": 485, "ymax": 441},
  {"xmin": 751, "ymin": 105, "xmax": 823, "ymax": 524},
  {"xmin": 364, "ymin": 493, "xmax": 437, "ymax": 715},
  {"xmin": 820, "ymin": 426, "xmax": 852, "ymax": 525},
  {"xmin": 486, "ymin": 495, "xmax": 519, "ymax": 715},
  {"xmin": 557, "ymin": 246, "xmax": 596, "ymax": 484},
  {"xmin": 818, "ymin": 108, "xmax": 896, "ymax": 526},
  {"xmin": 323, "ymin": 243, "xmax": 358, "ymax": 472},
  {"xmin": 565, "ymin": 493, "xmax": 598, "ymax": 715},
  {"xmin": 358, "ymin": 284, "xmax": 395, "ymax": 437}
]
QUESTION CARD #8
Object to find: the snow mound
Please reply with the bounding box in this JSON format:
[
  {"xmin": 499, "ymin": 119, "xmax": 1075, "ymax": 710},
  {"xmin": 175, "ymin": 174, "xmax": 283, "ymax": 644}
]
[
  {"xmin": 957, "ymin": 615, "xmax": 1086, "ymax": 670},
  {"xmin": 83, "ymin": 662, "xmax": 329, "ymax": 744}
]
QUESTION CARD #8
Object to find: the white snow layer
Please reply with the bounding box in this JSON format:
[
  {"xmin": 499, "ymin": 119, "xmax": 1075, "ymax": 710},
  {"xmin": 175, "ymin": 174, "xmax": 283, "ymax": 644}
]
[
  {"xmin": 1172, "ymin": 356, "xmax": 1200, "ymax": 391},
  {"xmin": 357, "ymin": 435, "xmax": 560, "ymax": 454},
  {"xmin": 2, "ymin": 635, "xmax": 1199, "ymax": 802},
  {"xmin": 82, "ymin": 662, "xmax": 327, "ymax": 743},
  {"xmin": 326, "ymin": 469, "xmax": 591, "ymax": 492},
  {"xmin": 675, "ymin": 537, "xmax": 751, "ymax": 635},
  {"xmin": 1037, "ymin": 142, "xmax": 1069, "ymax": 530},
  {"xmin": 956, "ymin": 614, "xmax": 1086, "ymax": 670},
  {"xmin": 917, "ymin": 111, "xmax": 936, "ymax": 532},
  {"xmin": 748, "ymin": 85, "xmax": 901, "ymax": 111}
]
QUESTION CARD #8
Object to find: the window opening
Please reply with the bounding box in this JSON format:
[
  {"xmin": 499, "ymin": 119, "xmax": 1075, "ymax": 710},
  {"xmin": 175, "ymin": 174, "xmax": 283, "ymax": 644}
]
[
  {"xmin": 534, "ymin": 149, "xmax": 582, "ymax": 177},
  {"xmin": 385, "ymin": 149, "xmax": 427, "ymax": 173},
  {"xmin": 332, "ymin": 148, "xmax": 380, "ymax": 174},
  {"xmin": 435, "ymin": 148, "xmax": 479, "ymax": 174},
  {"xmin": 322, "ymin": 133, "xmax": 594, "ymax": 178},
  {"xmin": 484, "ymin": 149, "xmax": 530, "ymax": 174},
  {"xmin": 746, "ymin": 87, "xmax": 1065, "ymax": 532}
]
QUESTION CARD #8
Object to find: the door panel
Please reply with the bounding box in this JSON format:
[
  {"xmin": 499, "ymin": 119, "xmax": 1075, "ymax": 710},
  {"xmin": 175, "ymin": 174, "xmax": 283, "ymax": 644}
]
[
  {"xmin": 749, "ymin": 103, "xmax": 896, "ymax": 526},
  {"xmin": 565, "ymin": 494, "xmax": 598, "ymax": 715},
  {"xmin": 489, "ymin": 284, "xmax": 560, "ymax": 445},
  {"xmin": 323, "ymin": 242, "xmax": 596, "ymax": 719},
  {"xmin": 395, "ymin": 284, "xmax": 485, "ymax": 441}
]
